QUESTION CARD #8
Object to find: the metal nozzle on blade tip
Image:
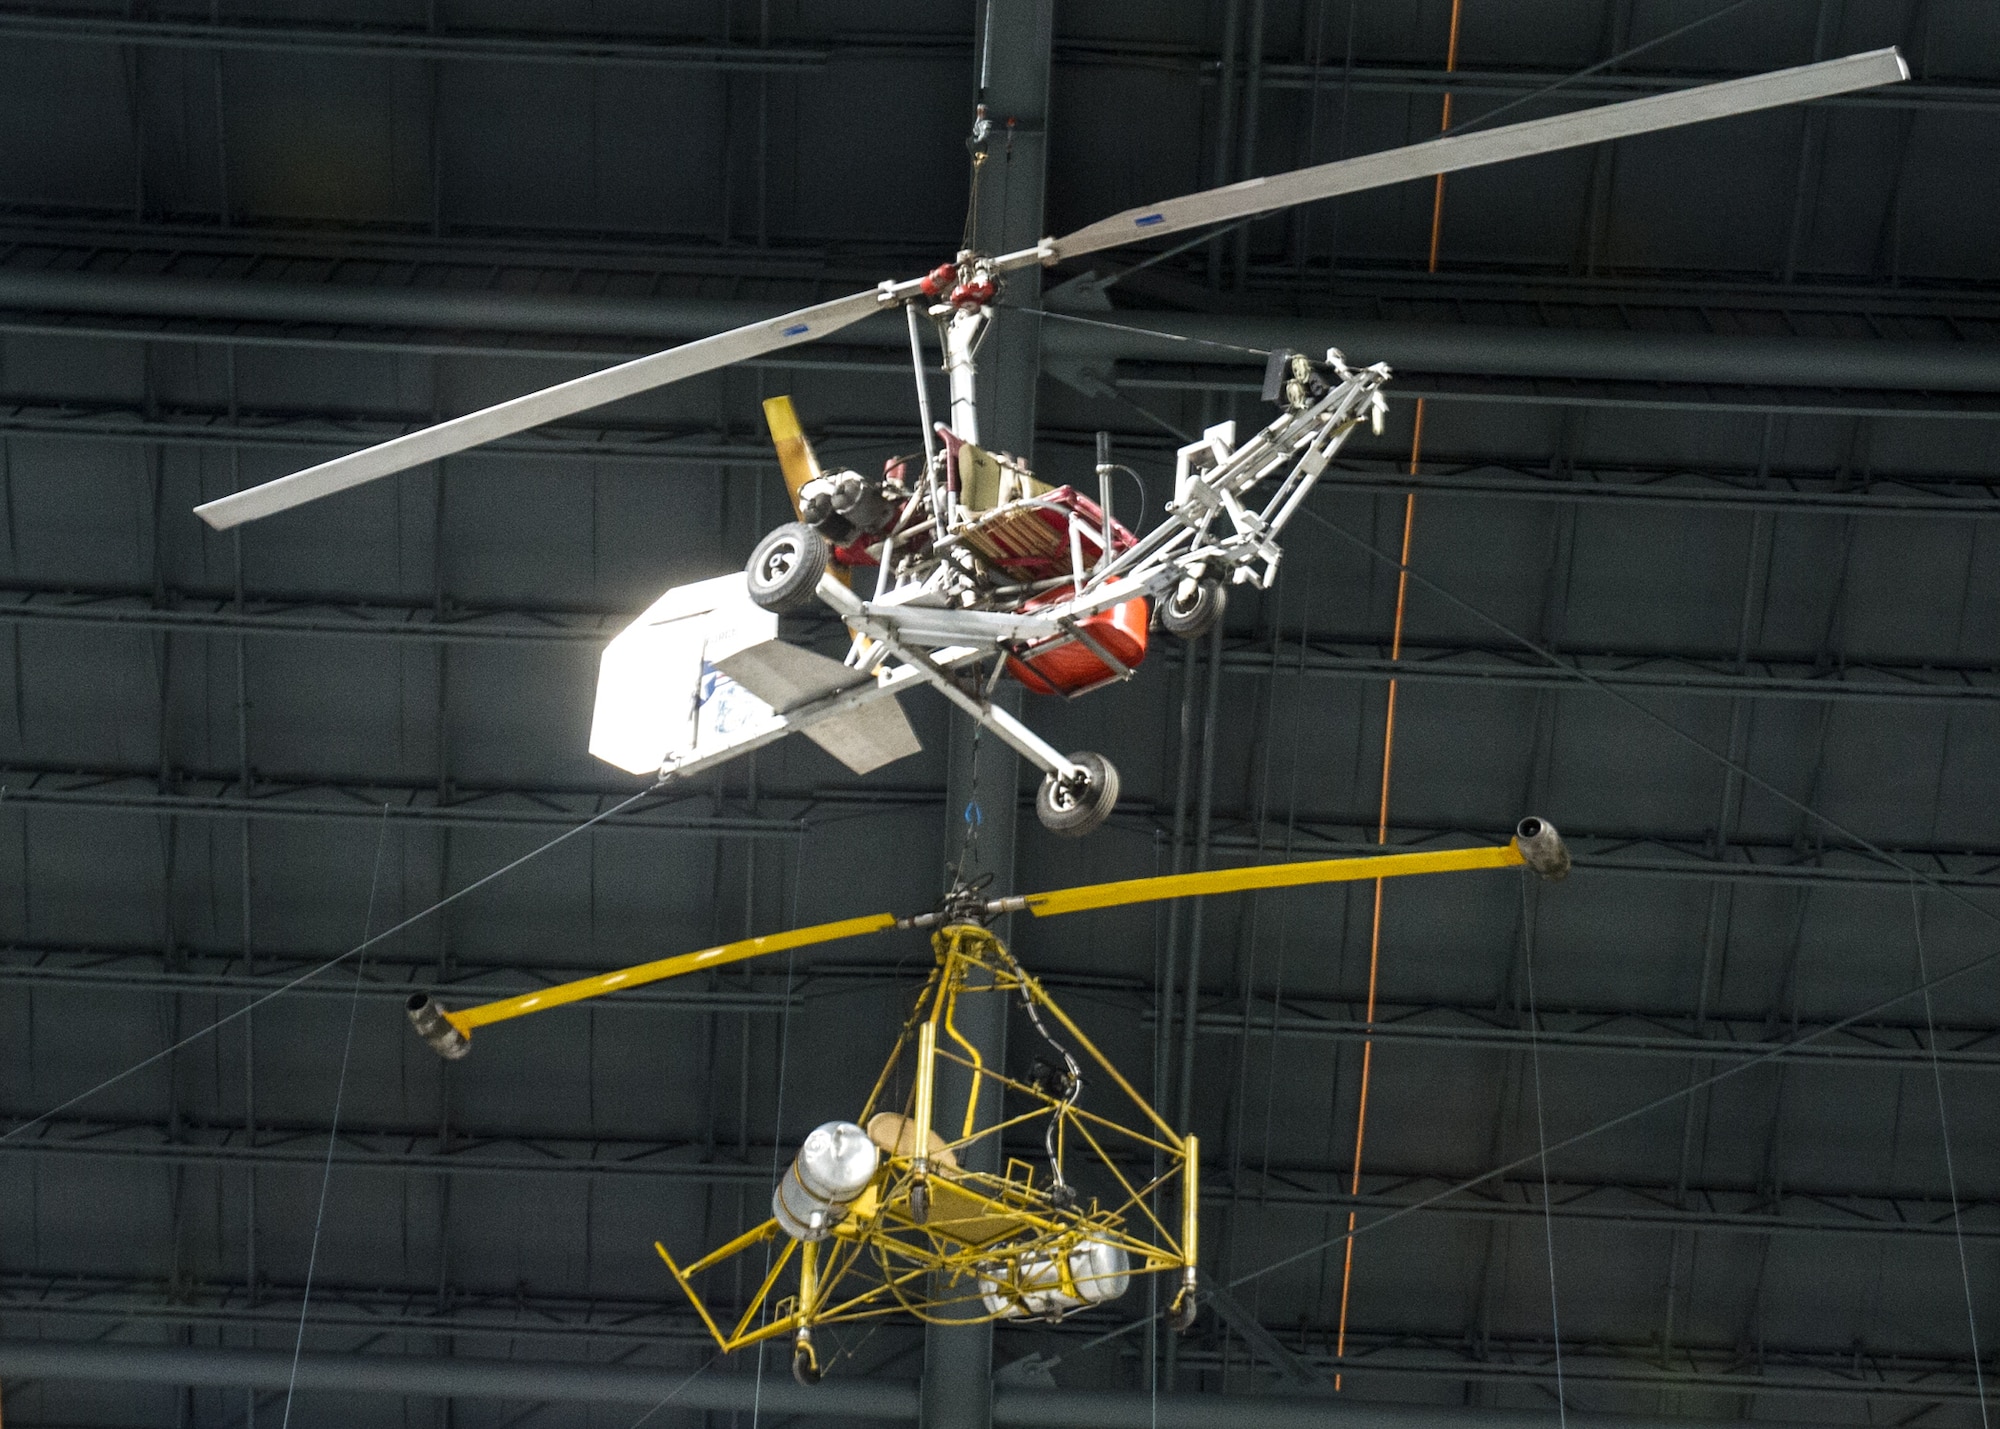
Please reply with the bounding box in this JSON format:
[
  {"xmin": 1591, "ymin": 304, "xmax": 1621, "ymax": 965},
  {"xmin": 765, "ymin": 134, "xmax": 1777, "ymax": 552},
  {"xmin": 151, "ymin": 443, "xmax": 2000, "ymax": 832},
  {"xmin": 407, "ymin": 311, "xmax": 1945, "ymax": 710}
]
[
  {"xmin": 407, "ymin": 994, "xmax": 471, "ymax": 1060},
  {"xmin": 1514, "ymin": 817, "xmax": 1570, "ymax": 881}
]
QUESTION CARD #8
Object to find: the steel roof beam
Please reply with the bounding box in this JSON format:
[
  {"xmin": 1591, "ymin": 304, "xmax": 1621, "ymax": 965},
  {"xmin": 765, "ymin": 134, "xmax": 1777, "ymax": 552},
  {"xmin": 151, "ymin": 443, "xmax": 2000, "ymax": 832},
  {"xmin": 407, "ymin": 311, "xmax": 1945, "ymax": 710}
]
[
  {"xmin": 1169, "ymin": 999, "xmax": 2000, "ymax": 1072},
  {"xmin": 0, "ymin": 266, "xmax": 1993, "ymax": 394},
  {"xmin": 10, "ymin": 8, "xmax": 1992, "ymax": 116},
  {"xmin": 5, "ymin": 1267, "xmax": 1982, "ymax": 1404},
  {"xmin": 11, "ymin": 1113, "xmax": 1999, "ymax": 1244},
  {"xmin": 13, "ymin": 941, "xmax": 2000, "ymax": 1072},
  {"xmin": 8, "ymin": 765, "xmax": 2000, "ymax": 890},
  {"xmin": 1, "ymin": 1281, "xmax": 1984, "ymax": 1408},
  {"xmin": 0, "ymin": 13, "xmax": 849, "ymax": 69},
  {"xmin": 0, "ymin": 1335, "xmax": 1975, "ymax": 1415},
  {"xmin": 12, "ymin": 587, "xmax": 2000, "ymax": 704},
  {"xmin": 0, "ymin": 942, "xmax": 799, "ymax": 1013},
  {"xmin": 0, "ymin": 767, "xmax": 806, "ymax": 837},
  {"xmin": 1224, "ymin": 59, "xmax": 2000, "ymax": 113},
  {"xmin": 7, "ymin": 215, "xmax": 1994, "ymax": 327},
  {"xmin": 8, "ymin": 395, "xmax": 2000, "ymax": 511}
]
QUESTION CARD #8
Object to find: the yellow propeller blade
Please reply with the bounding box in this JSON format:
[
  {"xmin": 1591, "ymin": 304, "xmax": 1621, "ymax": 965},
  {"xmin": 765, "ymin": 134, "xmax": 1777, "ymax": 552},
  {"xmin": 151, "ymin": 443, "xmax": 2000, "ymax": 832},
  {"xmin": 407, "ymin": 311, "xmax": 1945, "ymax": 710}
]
[
  {"xmin": 762, "ymin": 394, "xmax": 821, "ymax": 520},
  {"xmin": 408, "ymin": 911, "xmax": 897, "ymax": 1054},
  {"xmin": 1011, "ymin": 841, "xmax": 1526, "ymax": 919},
  {"xmin": 405, "ymin": 823, "xmax": 1564, "ymax": 1057}
]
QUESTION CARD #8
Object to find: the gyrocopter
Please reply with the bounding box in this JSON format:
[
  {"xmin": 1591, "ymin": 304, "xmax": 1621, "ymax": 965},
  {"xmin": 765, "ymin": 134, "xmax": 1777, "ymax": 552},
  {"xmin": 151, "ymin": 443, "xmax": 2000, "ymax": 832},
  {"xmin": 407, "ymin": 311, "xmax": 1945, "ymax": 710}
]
[
  {"xmin": 190, "ymin": 47, "xmax": 1908, "ymax": 837},
  {"xmin": 404, "ymin": 818, "xmax": 1575, "ymax": 1382}
]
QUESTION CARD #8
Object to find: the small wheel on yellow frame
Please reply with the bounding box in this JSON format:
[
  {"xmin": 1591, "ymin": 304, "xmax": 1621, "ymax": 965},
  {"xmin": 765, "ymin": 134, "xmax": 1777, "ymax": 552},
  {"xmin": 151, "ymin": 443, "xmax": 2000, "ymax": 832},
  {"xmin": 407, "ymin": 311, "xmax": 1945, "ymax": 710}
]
[
  {"xmin": 1169, "ymin": 1287, "xmax": 1199, "ymax": 1333},
  {"xmin": 792, "ymin": 1332, "xmax": 823, "ymax": 1386}
]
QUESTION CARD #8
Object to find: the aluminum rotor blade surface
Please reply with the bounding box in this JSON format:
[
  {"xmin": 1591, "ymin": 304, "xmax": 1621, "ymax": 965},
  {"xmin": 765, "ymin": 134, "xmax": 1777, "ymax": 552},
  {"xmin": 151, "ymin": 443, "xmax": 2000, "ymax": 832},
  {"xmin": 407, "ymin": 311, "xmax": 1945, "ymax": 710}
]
[
  {"xmin": 1048, "ymin": 47, "xmax": 1906, "ymax": 263},
  {"xmin": 193, "ymin": 286, "xmax": 890, "ymax": 530},
  {"xmin": 443, "ymin": 911, "xmax": 898, "ymax": 1035},
  {"xmin": 1018, "ymin": 842, "xmax": 1526, "ymax": 918}
]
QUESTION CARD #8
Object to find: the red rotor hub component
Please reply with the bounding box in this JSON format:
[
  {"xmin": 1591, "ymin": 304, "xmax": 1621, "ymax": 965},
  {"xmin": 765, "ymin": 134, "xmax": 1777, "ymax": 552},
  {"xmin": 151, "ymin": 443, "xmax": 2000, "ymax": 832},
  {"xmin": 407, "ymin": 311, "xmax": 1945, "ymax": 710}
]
[
  {"xmin": 949, "ymin": 278, "xmax": 996, "ymax": 309},
  {"xmin": 919, "ymin": 263, "xmax": 957, "ymax": 299}
]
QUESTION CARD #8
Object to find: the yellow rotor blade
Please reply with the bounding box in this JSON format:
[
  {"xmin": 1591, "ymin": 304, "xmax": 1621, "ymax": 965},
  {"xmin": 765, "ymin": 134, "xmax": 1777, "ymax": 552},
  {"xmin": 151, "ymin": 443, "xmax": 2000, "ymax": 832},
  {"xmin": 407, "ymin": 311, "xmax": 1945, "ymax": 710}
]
[
  {"xmin": 762, "ymin": 394, "xmax": 822, "ymax": 520},
  {"xmin": 1018, "ymin": 842, "xmax": 1525, "ymax": 919},
  {"xmin": 441, "ymin": 911, "xmax": 897, "ymax": 1037}
]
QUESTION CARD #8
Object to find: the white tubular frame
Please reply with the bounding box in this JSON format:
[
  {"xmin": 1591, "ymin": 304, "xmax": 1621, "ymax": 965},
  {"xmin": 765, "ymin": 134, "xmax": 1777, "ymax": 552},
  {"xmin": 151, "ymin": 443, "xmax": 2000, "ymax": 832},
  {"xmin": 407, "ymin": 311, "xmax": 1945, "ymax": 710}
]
[
  {"xmin": 815, "ymin": 575, "xmax": 1084, "ymax": 783},
  {"xmin": 1079, "ymin": 362, "xmax": 1390, "ymax": 608}
]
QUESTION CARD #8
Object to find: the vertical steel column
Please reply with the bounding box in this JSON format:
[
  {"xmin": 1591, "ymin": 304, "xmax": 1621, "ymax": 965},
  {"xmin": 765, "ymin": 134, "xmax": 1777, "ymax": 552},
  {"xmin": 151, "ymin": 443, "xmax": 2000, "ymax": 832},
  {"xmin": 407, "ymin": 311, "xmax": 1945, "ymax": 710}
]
[{"xmin": 922, "ymin": 5, "xmax": 1051, "ymax": 1429}]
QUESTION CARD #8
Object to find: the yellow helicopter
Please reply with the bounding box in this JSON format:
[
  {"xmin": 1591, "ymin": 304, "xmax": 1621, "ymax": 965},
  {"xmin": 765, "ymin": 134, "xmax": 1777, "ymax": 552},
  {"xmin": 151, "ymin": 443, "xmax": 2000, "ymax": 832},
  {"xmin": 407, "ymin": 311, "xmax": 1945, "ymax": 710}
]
[{"xmin": 404, "ymin": 818, "xmax": 1571, "ymax": 1382}]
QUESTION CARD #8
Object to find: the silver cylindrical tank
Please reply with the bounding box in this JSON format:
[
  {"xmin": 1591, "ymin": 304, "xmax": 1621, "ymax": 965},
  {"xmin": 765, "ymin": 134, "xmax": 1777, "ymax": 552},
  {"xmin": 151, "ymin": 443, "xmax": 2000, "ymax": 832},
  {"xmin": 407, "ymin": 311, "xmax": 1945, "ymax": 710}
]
[
  {"xmin": 978, "ymin": 1236, "xmax": 1131, "ymax": 1319},
  {"xmin": 772, "ymin": 1120, "xmax": 880, "ymax": 1242}
]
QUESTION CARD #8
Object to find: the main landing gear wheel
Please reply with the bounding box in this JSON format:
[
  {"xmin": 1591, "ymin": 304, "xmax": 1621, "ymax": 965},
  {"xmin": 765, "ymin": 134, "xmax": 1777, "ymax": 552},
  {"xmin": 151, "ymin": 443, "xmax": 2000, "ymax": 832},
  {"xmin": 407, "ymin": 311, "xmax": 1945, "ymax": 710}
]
[
  {"xmin": 746, "ymin": 521, "xmax": 830, "ymax": 614},
  {"xmin": 1159, "ymin": 577, "xmax": 1226, "ymax": 640},
  {"xmin": 792, "ymin": 1336, "xmax": 822, "ymax": 1386},
  {"xmin": 1036, "ymin": 751, "xmax": 1120, "ymax": 838}
]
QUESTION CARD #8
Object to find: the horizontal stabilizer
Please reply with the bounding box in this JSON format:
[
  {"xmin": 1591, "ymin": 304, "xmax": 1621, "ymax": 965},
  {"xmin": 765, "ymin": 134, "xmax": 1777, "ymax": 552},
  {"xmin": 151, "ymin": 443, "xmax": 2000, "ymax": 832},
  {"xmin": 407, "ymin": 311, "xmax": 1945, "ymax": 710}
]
[
  {"xmin": 801, "ymin": 697, "xmax": 923, "ymax": 775},
  {"xmin": 711, "ymin": 634, "xmax": 871, "ymax": 713}
]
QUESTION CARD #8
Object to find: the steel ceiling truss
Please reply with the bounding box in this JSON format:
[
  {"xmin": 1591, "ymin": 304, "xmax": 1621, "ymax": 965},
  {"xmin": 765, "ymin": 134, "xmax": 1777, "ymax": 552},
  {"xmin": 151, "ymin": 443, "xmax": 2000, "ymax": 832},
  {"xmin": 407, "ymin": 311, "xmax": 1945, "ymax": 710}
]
[
  {"xmin": 13, "ymin": 395, "xmax": 2000, "ymax": 513},
  {"xmin": 11, "ymin": 586, "xmax": 2000, "ymax": 703},
  {"xmin": 1, "ymin": 1276, "xmax": 1993, "ymax": 1407},
  {"xmin": 9, "ymin": 764, "xmax": 2000, "ymax": 890},
  {"xmin": 15, "ymin": 941, "xmax": 2000, "ymax": 1081},
  {"xmin": 11, "ymin": 1112, "xmax": 2000, "ymax": 1247}
]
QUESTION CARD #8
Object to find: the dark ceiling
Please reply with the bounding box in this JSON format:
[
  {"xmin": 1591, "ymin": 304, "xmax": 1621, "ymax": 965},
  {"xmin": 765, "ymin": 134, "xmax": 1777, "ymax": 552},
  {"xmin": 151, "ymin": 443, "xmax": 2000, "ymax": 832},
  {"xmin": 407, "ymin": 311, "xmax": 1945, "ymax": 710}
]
[{"xmin": 3, "ymin": 1, "xmax": 2000, "ymax": 1427}]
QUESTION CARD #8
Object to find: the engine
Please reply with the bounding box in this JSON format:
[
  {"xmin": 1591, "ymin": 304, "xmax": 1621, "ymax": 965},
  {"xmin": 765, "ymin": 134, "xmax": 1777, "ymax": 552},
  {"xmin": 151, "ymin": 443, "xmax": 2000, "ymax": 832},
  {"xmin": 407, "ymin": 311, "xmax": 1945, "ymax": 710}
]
[{"xmin": 799, "ymin": 467, "xmax": 896, "ymax": 546}]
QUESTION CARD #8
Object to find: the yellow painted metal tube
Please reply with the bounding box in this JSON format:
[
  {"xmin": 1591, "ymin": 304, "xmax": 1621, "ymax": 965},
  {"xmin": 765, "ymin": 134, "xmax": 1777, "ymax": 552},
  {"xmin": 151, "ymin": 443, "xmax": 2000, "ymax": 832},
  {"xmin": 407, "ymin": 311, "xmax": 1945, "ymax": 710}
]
[
  {"xmin": 798, "ymin": 1239, "xmax": 820, "ymax": 1323},
  {"xmin": 656, "ymin": 1241, "xmax": 730, "ymax": 1350},
  {"xmin": 911, "ymin": 1021, "xmax": 938, "ymax": 1170},
  {"xmin": 1022, "ymin": 841, "xmax": 1525, "ymax": 918},
  {"xmin": 443, "ymin": 912, "xmax": 897, "ymax": 1035},
  {"xmin": 1182, "ymin": 1133, "xmax": 1200, "ymax": 1267}
]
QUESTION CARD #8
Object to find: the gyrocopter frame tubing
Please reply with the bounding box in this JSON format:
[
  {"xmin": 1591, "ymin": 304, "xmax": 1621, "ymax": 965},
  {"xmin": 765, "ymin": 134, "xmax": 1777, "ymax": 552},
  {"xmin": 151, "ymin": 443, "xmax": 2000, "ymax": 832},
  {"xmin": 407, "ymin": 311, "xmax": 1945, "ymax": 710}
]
[
  {"xmin": 405, "ymin": 819, "xmax": 1567, "ymax": 1053},
  {"xmin": 1081, "ymin": 363, "xmax": 1388, "ymax": 602},
  {"xmin": 811, "ymin": 574, "xmax": 1087, "ymax": 784},
  {"xmin": 654, "ymin": 925, "xmax": 1203, "ymax": 1355}
]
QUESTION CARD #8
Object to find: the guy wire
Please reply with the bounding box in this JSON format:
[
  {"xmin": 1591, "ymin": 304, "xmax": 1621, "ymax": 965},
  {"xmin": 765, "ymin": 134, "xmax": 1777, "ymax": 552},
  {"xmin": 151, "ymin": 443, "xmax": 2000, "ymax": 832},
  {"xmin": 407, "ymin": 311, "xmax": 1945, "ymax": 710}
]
[
  {"xmin": 749, "ymin": 826, "xmax": 808, "ymax": 1429},
  {"xmin": 1225, "ymin": 505, "xmax": 2000, "ymax": 1291},
  {"xmin": 1911, "ymin": 882, "xmax": 1990, "ymax": 1429},
  {"xmin": 1, "ymin": 783, "xmax": 660, "ymax": 1143},
  {"xmin": 1520, "ymin": 875, "xmax": 1568, "ymax": 1429},
  {"xmin": 279, "ymin": 807, "xmax": 392, "ymax": 1429}
]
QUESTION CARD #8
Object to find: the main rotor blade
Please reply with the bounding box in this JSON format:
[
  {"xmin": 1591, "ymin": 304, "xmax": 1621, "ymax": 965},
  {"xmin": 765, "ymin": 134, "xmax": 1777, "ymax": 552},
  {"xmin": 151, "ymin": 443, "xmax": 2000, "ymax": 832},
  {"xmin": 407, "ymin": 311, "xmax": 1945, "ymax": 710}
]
[
  {"xmin": 1046, "ymin": 48, "xmax": 1906, "ymax": 263},
  {"xmin": 439, "ymin": 911, "xmax": 897, "ymax": 1038},
  {"xmin": 193, "ymin": 286, "xmax": 894, "ymax": 530},
  {"xmin": 1015, "ymin": 842, "xmax": 1526, "ymax": 919},
  {"xmin": 763, "ymin": 394, "xmax": 823, "ymax": 521}
]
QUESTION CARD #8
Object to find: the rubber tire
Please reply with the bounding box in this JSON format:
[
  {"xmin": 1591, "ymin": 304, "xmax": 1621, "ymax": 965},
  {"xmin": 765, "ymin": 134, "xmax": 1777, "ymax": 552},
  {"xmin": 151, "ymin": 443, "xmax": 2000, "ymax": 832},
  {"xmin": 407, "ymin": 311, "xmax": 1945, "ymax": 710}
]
[
  {"xmin": 746, "ymin": 522, "xmax": 831, "ymax": 614},
  {"xmin": 1159, "ymin": 578, "xmax": 1226, "ymax": 641},
  {"xmin": 792, "ymin": 1344, "xmax": 822, "ymax": 1386},
  {"xmin": 1036, "ymin": 751, "xmax": 1120, "ymax": 838}
]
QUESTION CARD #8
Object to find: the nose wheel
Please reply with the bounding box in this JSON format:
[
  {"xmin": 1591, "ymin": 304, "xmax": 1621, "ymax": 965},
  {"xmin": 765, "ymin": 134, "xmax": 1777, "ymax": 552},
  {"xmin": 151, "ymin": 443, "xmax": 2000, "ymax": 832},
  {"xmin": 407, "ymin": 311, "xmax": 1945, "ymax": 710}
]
[
  {"xmin": 1036, "ymin": 751, "xmax": 1120, "ymax": 838},
  {"xmin": 747, "ymin": 521, "xmax": 831, "ymax": 613}
]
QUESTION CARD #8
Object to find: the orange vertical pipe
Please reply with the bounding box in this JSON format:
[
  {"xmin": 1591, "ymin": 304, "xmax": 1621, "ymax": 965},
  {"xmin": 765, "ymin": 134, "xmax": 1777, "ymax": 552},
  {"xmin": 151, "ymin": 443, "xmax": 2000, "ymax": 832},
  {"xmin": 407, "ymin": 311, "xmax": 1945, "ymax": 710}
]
[{"xmin": 1333, "ymin": 0, "xmax": 1461, "ymax": 1388}]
